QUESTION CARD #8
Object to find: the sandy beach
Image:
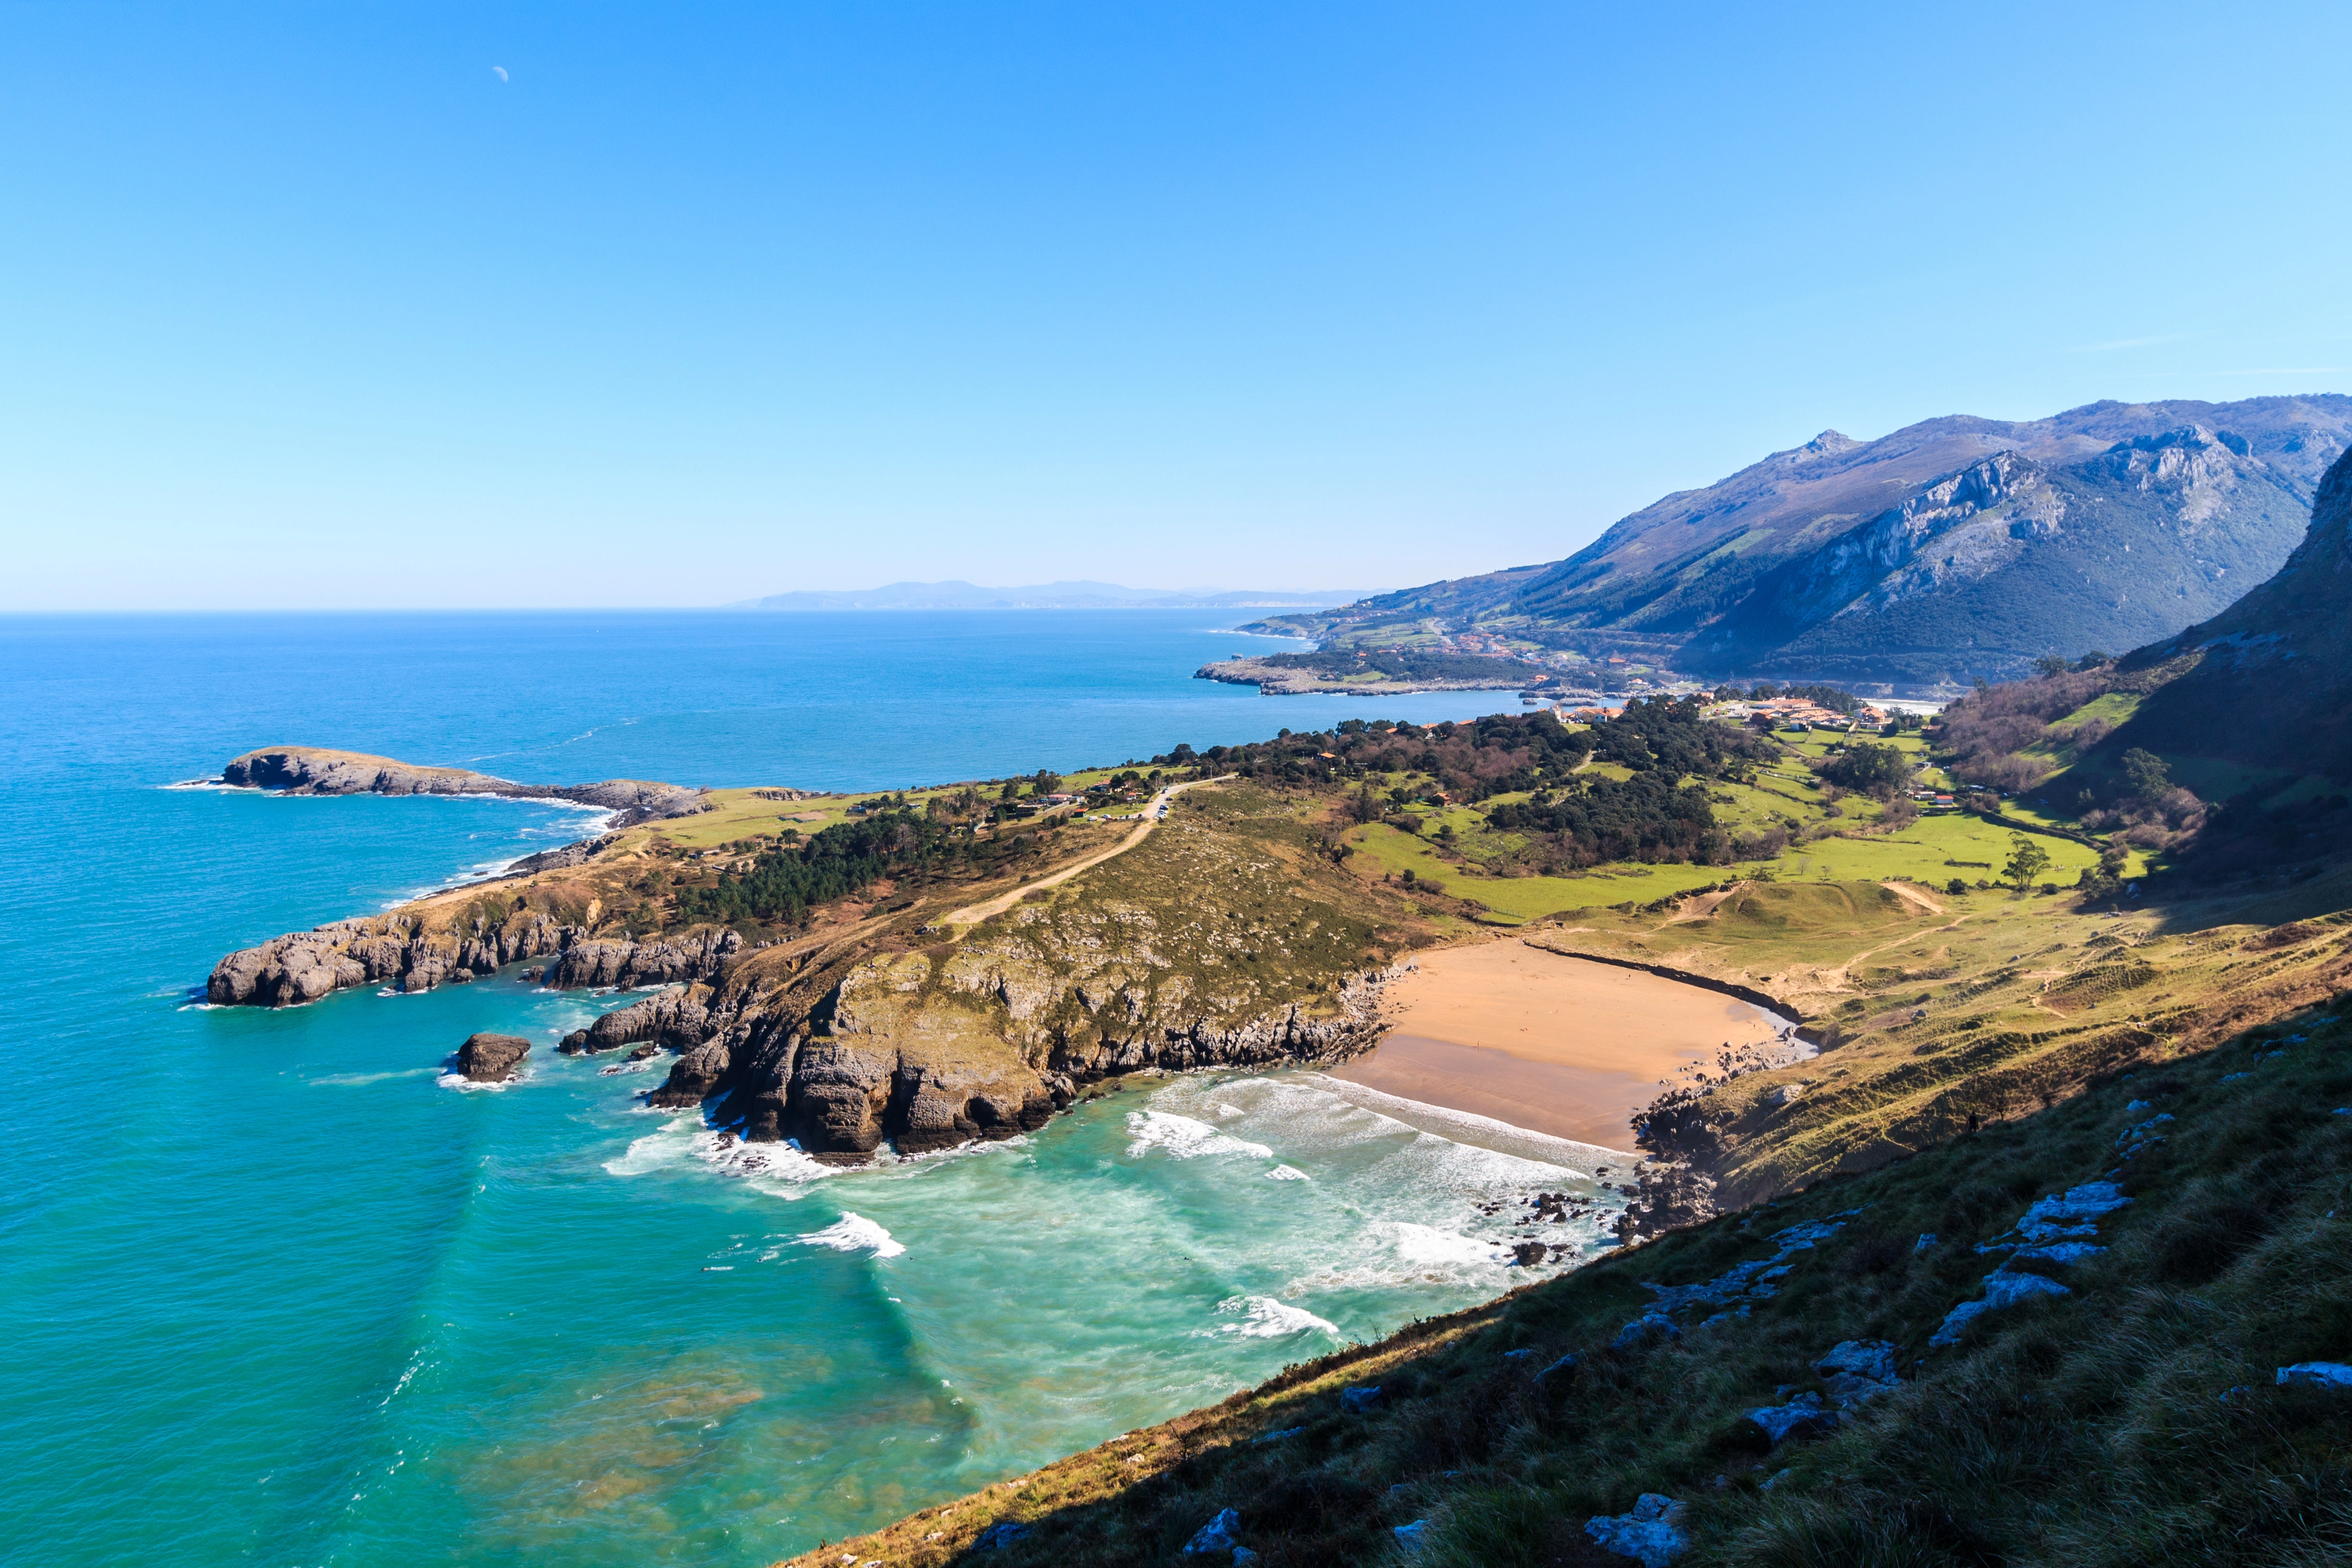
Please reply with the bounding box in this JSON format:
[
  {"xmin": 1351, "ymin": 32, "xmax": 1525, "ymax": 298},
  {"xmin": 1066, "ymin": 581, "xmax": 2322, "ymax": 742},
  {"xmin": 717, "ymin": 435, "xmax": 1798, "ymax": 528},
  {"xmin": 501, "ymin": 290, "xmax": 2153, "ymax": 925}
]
[{"xmin": 1329, "ymin": 941, "xmax": 1788, "ymax": 1151}]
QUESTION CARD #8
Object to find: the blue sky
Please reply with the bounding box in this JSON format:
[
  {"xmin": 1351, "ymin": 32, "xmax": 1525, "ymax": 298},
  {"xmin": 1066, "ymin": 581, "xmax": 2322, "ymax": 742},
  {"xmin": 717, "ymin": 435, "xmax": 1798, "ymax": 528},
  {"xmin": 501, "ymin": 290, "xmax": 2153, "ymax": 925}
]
[{"xmin": 5, "ymin": 2, "xmax": 2348, "ymax": 609}]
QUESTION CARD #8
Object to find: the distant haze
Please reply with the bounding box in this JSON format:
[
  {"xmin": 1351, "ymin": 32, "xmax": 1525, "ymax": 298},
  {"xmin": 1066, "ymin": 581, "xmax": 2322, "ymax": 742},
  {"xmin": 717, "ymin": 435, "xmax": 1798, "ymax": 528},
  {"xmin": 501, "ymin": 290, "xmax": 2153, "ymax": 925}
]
[{"xmin": 730, "ymin": 582, "xmax": 1378, "ymax": 612}]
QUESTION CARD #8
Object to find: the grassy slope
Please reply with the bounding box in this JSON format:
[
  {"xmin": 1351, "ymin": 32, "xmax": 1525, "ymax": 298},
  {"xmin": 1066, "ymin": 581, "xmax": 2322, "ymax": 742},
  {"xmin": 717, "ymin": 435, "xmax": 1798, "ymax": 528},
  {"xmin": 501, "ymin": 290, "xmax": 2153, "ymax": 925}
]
[
  {"xmin": 1338, "ymin": 728, "xmax": 2127, "ymax": 928},
  {"xmin": 1524, "ymin": 867, "xmax": 2352, "ymax": 1207},
  {"xmin": 780, "ymin": 1002, "xmax": 2352, "ymax": 1568}
]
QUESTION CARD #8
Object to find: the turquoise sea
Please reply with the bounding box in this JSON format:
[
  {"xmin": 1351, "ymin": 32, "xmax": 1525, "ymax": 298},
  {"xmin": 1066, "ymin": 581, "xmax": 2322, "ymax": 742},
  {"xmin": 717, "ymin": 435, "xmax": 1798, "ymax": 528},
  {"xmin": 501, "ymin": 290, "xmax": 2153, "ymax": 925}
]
[{"xmin": 0, "ymin": 612, "xmax": 1622, "ymax": 1566}]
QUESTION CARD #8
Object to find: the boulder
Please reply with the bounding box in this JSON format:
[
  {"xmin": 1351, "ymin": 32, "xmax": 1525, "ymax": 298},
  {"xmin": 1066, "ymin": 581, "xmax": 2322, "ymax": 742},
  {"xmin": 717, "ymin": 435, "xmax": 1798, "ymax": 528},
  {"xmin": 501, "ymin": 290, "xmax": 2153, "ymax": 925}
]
[
  {"xmin": 1816, "ymin": 1339, "xmax": 1900, "ymax": 1385},
  {"xmin": 1931, "ymin": 1269, "xmax": 2070, "ymax": 1346},
  {"xmin": 1816, "ymin": 1338, "xmax": 1902, "ymax": 1406},
  {"xmin": 1339, "ymin": 1385, "xmax": 1385, "ymax": 1414},
  {"xmin": 1612, "ymin": 1315, "xmax": 1681, "ymax": 1352},
  {"xmin": 2277, "ymin": 1361, "xmax": 2352, "ymax": 1389},
  {"xmin": 1183, "ymin": 1508, "xmax": 1243, "ymax": 1555},
  {"xmin": 456, "ymin": 1033, "xmax": 530, "ymax": 1083},
  {"xmin": 1743, "ymin": 1391, "xmax": 1837, "ymax": 1445},
  {"xmin": 1585, "ymin": 1494, "xmax": 1688, "ymax": 1566}
]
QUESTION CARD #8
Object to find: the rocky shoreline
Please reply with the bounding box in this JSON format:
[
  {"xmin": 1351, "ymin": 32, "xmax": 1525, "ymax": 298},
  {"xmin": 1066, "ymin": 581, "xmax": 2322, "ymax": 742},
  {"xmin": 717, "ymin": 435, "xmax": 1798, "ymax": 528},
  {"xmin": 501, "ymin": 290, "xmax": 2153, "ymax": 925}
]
[
  {"xmin": 556, "ymin": 955, "xmax": 1404, "ymax": 1164},
  {"xmin": 219, "ymin": 891, "xmax": 1402, "ymax": 1163},
  {"xmin": 208, "ymin": 906, "xmax": 746, "ymax": 1006},
  {"xmin": 1193, "ymin": 656, "xmax": 1542, "ymax": 696}
]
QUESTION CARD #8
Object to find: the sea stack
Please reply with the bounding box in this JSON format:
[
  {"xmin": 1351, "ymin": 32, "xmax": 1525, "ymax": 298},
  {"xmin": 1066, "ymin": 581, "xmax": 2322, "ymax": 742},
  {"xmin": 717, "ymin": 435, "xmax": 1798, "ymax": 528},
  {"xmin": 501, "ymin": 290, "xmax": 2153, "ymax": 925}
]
[{"xmin": 456, "ymin": 1032, "xmax": 532, "ymax": 1083}]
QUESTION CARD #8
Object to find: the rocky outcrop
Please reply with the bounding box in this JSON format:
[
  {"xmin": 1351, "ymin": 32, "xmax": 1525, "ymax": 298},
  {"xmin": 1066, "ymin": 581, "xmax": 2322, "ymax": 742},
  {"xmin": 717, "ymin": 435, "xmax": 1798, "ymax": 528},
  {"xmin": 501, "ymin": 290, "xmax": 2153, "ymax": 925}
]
[
  {"xmin": 547, "ymin": 928, "xmax": 741, "ymax": 990},
  {"xmin": 631, "ymin": 951, "xmax": 1402, "ymax": 1164},
  {"xmin": 218, "ymin": 747, "xmax": 710, "ymax": 827},
  {"xmin": 207, "ymin": 907, "xmax": 741, "ymax": 1006},
  {"xmin": 456, "ymin": 1032, "xmax": 530, "ymax": 1082},
  {"xmin": 558, "ymin": 985, "xmax": 713, "ymax": 1055},
  {"xmin": 508, "ymin": 834, "xmax": 622, "ymax": 874}
]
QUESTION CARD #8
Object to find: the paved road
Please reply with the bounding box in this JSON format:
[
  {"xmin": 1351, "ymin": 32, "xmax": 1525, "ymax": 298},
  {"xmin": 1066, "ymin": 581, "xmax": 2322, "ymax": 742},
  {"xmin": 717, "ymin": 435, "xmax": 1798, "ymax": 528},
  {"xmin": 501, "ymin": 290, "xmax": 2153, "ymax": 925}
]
[{"xmin": 940, "ymin": 774, "xmax": 1235, "ymax": 928}]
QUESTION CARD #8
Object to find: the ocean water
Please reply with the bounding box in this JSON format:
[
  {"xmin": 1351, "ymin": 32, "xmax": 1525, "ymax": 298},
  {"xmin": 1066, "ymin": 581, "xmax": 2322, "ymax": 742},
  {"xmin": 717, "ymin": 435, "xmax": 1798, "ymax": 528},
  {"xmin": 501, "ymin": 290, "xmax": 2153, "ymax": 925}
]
[{"xmin": 0, "ymin": 612, "xmax": 1620, "ymax": 1566}]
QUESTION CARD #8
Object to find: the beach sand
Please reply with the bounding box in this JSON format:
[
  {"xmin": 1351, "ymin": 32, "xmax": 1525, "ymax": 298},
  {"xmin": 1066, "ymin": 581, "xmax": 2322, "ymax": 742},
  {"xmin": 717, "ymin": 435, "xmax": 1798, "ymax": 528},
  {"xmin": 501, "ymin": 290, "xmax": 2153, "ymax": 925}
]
[{"xmin": 1329, "ymin": 942, "xmax": 1786, "ymax": 1152}]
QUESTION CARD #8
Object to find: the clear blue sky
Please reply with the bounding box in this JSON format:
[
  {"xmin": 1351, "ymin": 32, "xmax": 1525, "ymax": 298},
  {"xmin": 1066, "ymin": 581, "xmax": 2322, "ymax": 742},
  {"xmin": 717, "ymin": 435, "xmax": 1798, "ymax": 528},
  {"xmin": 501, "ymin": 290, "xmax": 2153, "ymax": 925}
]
[{"xmin": 6, "ymin": 2, "xmax": 2348, "ymax": 610}]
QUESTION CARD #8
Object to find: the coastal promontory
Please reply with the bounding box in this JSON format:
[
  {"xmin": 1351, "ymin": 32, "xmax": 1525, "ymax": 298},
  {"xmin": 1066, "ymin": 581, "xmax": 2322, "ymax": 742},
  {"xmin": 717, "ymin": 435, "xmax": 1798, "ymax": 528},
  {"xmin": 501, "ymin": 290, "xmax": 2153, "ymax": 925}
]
[
  {"xmin": 219, "ymin": 745, "xmax": 713, "ymax": 825},
  {"xmin": 204, "ymin": 748, "xmax": 1438, "ymax": 1162}
]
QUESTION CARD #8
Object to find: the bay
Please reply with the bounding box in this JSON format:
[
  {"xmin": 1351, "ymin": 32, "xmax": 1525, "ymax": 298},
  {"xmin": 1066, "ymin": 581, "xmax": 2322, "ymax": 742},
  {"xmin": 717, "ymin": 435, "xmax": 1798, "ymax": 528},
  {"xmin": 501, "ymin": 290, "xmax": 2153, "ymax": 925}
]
[{"xmin": 0, "ymin": 611, "xmax": 1611, "ymax": 1565}]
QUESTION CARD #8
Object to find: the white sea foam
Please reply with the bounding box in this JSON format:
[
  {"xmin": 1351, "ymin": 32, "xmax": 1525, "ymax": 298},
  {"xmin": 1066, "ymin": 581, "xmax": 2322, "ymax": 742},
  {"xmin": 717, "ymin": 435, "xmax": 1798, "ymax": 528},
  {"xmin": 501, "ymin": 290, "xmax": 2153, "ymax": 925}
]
[
  {"xmin": 1201, "ymin": 1294, "xmax": 1339, "ymax": 1339},
  {"xmin": 1297, "ymin": 1073, "xmax": 1619, "ymax": 1170},
  {"xmin": 1265, "ymin": 1164, "xmax": 1312, "ymax": 1181},
  {"xmin": 1213, "ymin": 1102, "xmax": 1245, "ymax": 1119},
  {"xmin": 1393, "ymin": 1222, "xmax": 1511, "ymax": 1269},
  {"xmin": 312, "ymin": 1068, "xmax": 435, "ymax": 1087},
  {"xmin": 438, "ymin": 1069, "xmax": 519, "ymax": 1092},
  {"xmin": 797, "ymin": 1213, "xmax": 906, "ymax": 1258},
  {"xmin": 1124, "ymin": 1110, "xmax": 1273, "ymax": 1161},
  {"xmin": 603, "ymin": 1117, "xmax": 704, "ymax": 1176}
]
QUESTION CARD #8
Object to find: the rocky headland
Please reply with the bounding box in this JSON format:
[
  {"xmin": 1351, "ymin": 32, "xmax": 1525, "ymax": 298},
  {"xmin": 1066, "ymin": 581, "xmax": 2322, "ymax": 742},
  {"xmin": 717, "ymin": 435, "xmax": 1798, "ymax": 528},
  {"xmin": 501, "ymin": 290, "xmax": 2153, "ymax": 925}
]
[{"xmin": 207, "ymin": 751, "xmax": 1430, "ymax": 1164}]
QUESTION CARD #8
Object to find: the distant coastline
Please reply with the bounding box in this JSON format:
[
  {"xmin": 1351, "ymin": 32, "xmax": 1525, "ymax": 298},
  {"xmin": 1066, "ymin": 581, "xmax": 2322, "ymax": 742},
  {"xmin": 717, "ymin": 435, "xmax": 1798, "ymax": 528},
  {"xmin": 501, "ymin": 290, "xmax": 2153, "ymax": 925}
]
[{"xmin": 728, "ymin": 578, "xmax": 1383, "ymax": 612}]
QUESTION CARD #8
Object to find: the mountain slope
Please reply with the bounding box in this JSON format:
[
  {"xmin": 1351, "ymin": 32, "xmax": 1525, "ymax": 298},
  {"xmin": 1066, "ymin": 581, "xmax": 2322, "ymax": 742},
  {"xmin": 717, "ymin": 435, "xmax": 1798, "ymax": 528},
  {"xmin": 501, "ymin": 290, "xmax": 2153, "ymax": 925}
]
[
  {"xmin": 2098, "ymin": 444, "xmax": 2352, "ymax": 778},
  {"xmin": 1259, "ymin": 397, "xmax": 2352, "ymax": 686}
]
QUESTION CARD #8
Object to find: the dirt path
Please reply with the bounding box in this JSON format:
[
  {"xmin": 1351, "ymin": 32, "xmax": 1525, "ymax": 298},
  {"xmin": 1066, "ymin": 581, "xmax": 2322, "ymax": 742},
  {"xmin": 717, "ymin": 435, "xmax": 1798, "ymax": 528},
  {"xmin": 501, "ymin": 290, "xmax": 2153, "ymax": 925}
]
[{"xmin": 940, "ymin": 775, "xmax": 1235, "ymax": 928}]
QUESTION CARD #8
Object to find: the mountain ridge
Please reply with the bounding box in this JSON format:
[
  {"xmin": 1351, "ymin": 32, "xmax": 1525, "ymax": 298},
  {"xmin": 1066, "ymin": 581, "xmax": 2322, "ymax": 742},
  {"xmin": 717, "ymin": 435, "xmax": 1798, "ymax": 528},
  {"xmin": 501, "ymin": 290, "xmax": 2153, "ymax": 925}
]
[{"xmin": 1252, "ymin": 395, "xmax": 2352, "ymax": 686}]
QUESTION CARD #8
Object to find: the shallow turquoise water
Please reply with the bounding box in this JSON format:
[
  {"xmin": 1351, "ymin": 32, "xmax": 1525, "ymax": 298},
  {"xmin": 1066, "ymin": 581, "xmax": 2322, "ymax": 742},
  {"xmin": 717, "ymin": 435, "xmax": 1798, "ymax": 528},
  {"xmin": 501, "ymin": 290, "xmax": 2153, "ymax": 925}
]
[{"xmin": 0, "ymin": 612, "xmax": 1617, "ymax": 1565}]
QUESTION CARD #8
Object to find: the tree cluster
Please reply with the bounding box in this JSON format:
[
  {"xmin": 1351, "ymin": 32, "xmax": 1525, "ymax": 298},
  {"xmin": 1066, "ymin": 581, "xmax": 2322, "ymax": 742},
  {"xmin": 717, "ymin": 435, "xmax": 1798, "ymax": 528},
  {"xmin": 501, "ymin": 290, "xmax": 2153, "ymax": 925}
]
[{"xmin": 677, "ymin": 809, "xmax": 1035, "ymax": 931}]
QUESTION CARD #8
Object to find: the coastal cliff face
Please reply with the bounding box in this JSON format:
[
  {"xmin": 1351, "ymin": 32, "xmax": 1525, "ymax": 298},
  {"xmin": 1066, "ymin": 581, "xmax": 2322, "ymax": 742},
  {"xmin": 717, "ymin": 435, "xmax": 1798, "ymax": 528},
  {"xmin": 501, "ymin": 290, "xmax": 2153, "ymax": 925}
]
[
  {"xmin": 206, "ymin": 906, "xmax": 745, "ymax": 1005},
  {"xmin": 619, "ymin": 787, "xmax": 1412, "ymax": 1161},
  {"xmin": 220, "ymin": 746, "xmax": 710, "ymax": 826}
]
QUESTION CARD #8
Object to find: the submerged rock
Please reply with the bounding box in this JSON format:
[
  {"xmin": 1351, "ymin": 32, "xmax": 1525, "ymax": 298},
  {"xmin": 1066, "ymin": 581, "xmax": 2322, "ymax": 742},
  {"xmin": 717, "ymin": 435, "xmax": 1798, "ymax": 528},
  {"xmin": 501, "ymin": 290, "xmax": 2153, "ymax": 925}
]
[
  {"xmin": 455, "ymin": 1032, "xmax": 530, "ymax": 1083},
  {"xmin": 1585, "ymin": 1493, "xmax": 1688, "ymax": 1566}
]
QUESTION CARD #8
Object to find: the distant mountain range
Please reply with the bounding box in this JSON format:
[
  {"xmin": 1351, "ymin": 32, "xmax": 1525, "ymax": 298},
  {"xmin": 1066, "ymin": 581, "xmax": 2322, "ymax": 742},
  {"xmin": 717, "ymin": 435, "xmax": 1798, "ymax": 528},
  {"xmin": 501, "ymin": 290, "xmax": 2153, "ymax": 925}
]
[
  {"xmin": 1248, "ymin": 396, "xmax": 2352, "ymax": 687},
  {"xmin": 728, "ymin": 581, "xmax": 1380, "ymax": 612}
]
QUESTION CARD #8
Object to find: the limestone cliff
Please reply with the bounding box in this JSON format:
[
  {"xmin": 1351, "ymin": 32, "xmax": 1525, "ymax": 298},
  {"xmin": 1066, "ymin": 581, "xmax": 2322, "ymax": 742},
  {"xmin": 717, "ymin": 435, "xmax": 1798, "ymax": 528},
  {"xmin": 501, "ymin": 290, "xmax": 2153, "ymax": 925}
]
[{"xmin": 207, "ymin": 906, "xmax": 743, "ymax": 1005}]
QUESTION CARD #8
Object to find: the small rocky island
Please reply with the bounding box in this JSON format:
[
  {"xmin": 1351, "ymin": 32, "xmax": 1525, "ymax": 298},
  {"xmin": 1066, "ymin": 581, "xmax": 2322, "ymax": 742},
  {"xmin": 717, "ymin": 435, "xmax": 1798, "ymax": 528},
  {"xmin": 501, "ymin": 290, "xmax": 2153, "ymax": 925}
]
[{"xmin": 455, "ymin": 1032, "xmax": 531, "ymax": 1083}]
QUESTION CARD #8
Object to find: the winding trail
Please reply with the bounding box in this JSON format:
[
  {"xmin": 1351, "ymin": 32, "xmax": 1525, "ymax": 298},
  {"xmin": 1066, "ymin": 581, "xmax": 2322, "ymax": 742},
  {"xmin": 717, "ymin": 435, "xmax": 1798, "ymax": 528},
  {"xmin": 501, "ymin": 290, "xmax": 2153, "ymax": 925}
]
[{"xmin": 941, "ymin": 775, "xmax": 1235, "ymax": 928}]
